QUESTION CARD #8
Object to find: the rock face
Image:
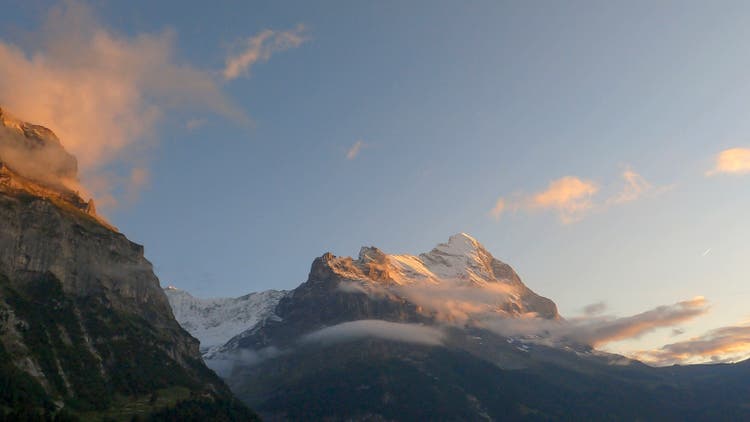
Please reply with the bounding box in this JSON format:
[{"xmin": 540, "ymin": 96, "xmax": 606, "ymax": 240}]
[{"xmin": 0, "ymin": 109, "xmax": 254, "ymax": 419}]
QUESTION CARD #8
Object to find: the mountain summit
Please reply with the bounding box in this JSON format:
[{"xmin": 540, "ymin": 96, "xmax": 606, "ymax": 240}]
[
  {"xmin": 0, "ymin": 107, "xmax": 109, "ymax": 228},
  {"xmin": 311, "ymin": 233, "xmax": 559, "ymax": 320}
]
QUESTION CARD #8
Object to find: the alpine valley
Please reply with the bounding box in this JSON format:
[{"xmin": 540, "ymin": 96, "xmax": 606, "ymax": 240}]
[{"xmin": 167, "ymin": 233, "xmax": 750, "ymax": 421}]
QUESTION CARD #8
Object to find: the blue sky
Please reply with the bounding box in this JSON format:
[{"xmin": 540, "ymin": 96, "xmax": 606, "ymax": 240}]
[{"xmin": 2, "ymin": 1, "xmax": 750, "ymax": 361}]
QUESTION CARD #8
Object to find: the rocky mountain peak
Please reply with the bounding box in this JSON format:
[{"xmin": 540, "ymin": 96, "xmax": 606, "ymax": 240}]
[{"xmin": 0, "ymin": 107, "xmax": 111, "ymax": 229}]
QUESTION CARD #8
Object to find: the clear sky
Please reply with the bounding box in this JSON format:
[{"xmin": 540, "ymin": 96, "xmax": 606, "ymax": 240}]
[{"xmin": 2, "ymin": 0, "xmax": 750, "ymax": 362}]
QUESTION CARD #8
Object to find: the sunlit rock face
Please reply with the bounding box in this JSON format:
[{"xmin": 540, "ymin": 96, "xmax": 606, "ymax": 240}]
[{"xmin": 0, "ymin": 107, "xmax": 78, "ymax": 191}]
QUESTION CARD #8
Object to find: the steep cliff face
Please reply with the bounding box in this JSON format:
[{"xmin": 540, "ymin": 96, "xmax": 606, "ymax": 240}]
[{"xmin": 0, "ymin": 109, "xmax": 254, "ymax": 419}]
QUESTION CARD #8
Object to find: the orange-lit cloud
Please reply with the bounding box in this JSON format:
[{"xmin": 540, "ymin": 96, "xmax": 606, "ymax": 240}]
[
  {"xmin": 0, "ymin": 1, "xmax": 246, "ymax": 207},
  {"xmin": 492, "ymin": 168, "xmax": 665, "ymax": 223},
  {"xmin": 634, "ymin": 324, "xmax": 750, "ymax": 366},
  {"xmin": 574, "ymin": 296, "xmax": 709, "ymax": 347},
  {"xmin": 489, "ymin": 198, "xmax": 506, "ymax": 220},
  {"xmin": 346, "ymin": 140, "xmax": 365, "ymax": 160},
  {"xmin": 223, "ymin": 25, "xmax": 308, "ymax": 81},
  {"xmin": 482, "ymin": 297, "xmax": 708, "ymax": 349},
  {"xmin": 609, "ymin": 168, "xmax": 652, "ymax": 204},
  {"xmin": 707, "ymin": 147, "xmax": 750, "ymax": 176},
  {"xmin": 530, "ymin": 176, "xmax": 599, "ymax": 222},
  {"xmin": 492, "ymin": 176, "xmax": 599, "ymax": 223}
]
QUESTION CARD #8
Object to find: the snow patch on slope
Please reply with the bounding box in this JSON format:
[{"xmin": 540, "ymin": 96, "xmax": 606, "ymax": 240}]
[{"xmin": 164, "ymin": 287, "xmax": 287, "ymax": 355}]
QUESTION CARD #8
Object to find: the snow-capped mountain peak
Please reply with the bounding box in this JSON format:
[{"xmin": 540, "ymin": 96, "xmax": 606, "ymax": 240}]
[{"xmin": 164, "ymin": 286, "xmax": 288, "ymax": 355}]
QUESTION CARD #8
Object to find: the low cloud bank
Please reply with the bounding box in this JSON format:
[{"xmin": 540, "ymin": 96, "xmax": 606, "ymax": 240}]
[
  {"xmin": 206, "ymin": 346, "xmax": 284, "ymax": 377},
  {"xmin": 301, "ymin": 320, "xmax": 445, "ymax": 346}
]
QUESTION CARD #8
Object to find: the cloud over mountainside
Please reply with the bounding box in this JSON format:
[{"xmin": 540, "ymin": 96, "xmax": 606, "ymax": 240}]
[
  {"xmin": 0, "ymin": 1, "xmax": 305, "ymax": 208},
  {"xmin": 0, "ymin": 108, "xmax": 79, "ymax": 190},
  {"xmin": 301, "ymin": 320, "xmax": 445, "ymax": 346}
]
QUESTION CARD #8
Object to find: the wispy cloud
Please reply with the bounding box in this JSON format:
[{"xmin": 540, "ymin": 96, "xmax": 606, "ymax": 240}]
[
  {"xmin": 633, "ymin": 323, "xmax": 750, "ymax": 366},
  {"xmin": 608, "ymin": 168, "xmax": 653, "ymax": 204},
  {"xmin": 491, "ymin": 168, "xmax": 665, "ymax": 223},
  {"xmin": 489, "ymin": 198, "xmax": 506, "ymax": 220},
  {"xmin": 490, "ymin": 175, "xmax": 599, "ymax": 223},
  {"xmin": 707, "ymin": 147, "xmax": 750, "ymax": 176},
  {"xmin": 530, "ymin": 176, "xmax": 599, "ymax": 223},
  {"xmin": 346, "ymin": 140, "xmax": 365, "ymax": 160},
  {"xmin": 482, "ymin": 297, "xmax": 708, "ymax": 348},
  {"xmin": 0, "ymin": 1, "xmax": 245, "ymax": 207},
  {"xmin": 339, "ymin": 275, "xmax": 706, "ymax": 350},
  {"xmin": 223, "ymin": 24, "xmax": 308, "ymax": 81},
  {"xmin": 570, "ymin": 297, "xmax": 709, "ymax": 347}
]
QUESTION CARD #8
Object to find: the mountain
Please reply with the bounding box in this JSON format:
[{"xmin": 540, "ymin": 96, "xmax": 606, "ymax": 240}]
[
  {"xmin": 164, "ymin": 287, "xmax": 288, "ymax": 356},
  {"xmin": 169, "ymin": 233, "xmax": 750, "ymax": 421},
  {"xmin": 0, "ymin": 108, "xmax": 257, "ymax": 421}
]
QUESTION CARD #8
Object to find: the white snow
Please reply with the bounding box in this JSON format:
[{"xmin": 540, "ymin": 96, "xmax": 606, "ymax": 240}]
[
  {"xmin": 164, "ymin": 287, "xmax": 287, "ymax": 356},
  {"xmin": 355, "ymin": 233, "xmax": 505, "ymax": 287}
]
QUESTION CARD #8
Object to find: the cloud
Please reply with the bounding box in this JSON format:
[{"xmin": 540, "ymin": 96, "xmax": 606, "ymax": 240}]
[
  {"xmin": 300, "ymin": 320, "xmax": 445, "ymax": 346},
  {"xmin": 609, "ymin": 168, "xmax": 652, "ymax": 204},
  {"xmin": 338, "ymin": 273, "xmax": 705, "ymax": 350},
  {"xmin": 346, "ymin": 140, "xmax": 365, "ymax": 160},
  {"xmin": 491, "ymin": 168, "xmax": 665, "ymax": 223},
  {"xmin": 393, "ymin": 282, "xmax": 517, "ymax": 323},
  {"xmin": 0, "ymin": 1, "xmax": 245, "ymax": 207},
  {"xmin": 492, "ymin": 176, "xmax": 599, "ymax": 223},
  {"xmin": 634, "ymin": 324, "xmax": 750, "ymax": 366},
  {"xmin": 489, "ymin": 198, "xmax": 506, "ymax": 220},
  {"xmin": 478, "ymin": 297, "xmax": 708, "ymax": 348},
  {"xmin": 223, "ymin": 24, "xmax": 308, "ymax": 81},
  {"xmin": 707, "ymin": 148, "xmax": 750, "ymax": 176},
  {"xmin": 206, "ymin": 346, "xmax": 284, "ymax": 377},
  {"xmin": 583, "ymin": 302, "xmax": 607, "ymax": 316},
  {"xmin": 567, "ymin": 297, "xmax": 709, "ymax": 347},
  {"xmin": 0, "ymin": 111, "xmax": 78, "ymax": 190}
]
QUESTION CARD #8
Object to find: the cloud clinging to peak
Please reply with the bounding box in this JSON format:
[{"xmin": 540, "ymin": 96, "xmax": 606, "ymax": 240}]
[
  {"xmin": 223, "ymin": 25, "xmax": 308, "ymax": 81},
  {"xmin": 0, "ymin": 1, "xmax": 246, "ymax": 207}
]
